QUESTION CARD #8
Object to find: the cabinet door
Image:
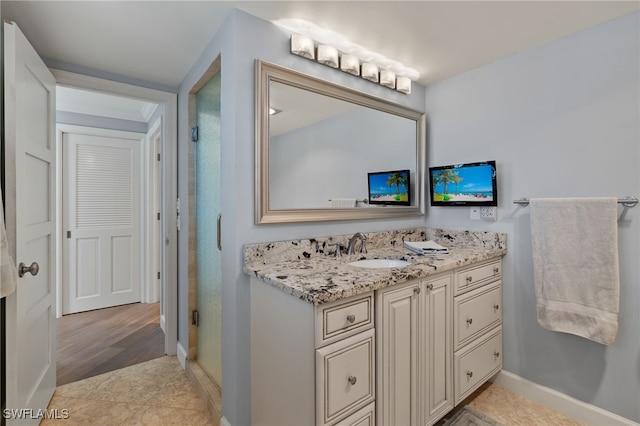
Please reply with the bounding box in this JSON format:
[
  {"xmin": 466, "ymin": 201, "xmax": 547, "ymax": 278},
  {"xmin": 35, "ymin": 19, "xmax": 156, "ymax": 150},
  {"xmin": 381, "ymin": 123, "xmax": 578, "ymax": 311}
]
[
  {"xmin": 376, "ymin": 281, "xmax": 420, "ymax": 426},
  {"xmin": 422, "ymin": 275, "xmax": 453, "ymax": 425}
]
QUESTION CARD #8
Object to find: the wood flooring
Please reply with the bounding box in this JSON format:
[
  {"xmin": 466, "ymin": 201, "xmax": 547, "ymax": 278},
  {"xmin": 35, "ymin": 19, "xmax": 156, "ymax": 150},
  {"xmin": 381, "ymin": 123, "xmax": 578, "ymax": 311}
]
[{"xmin": 56, "ymin": 302, "xmax": 165, "ymax": 386}]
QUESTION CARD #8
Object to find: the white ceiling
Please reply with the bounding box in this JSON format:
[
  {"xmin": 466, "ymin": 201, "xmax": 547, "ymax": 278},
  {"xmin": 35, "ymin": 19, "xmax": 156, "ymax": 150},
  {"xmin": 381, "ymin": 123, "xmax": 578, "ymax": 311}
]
[
  {"xmin": 3, "ymin": 1, "xmax": 638, "ymax": 95},
  {"xmin": 4, "ymin": 1, "xmax": 639, "ymax": 88}
]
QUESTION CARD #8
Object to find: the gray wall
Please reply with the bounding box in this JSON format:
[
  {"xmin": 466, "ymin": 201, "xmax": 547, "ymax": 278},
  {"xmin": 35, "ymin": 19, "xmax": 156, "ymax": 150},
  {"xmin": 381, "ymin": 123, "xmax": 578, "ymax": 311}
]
[
  {"xmin": 56, "ymin": 111, "xmax": 148, "ymax": 134},
  {"xmin": 424, "ymin": 11, "xmax": 640, "ymax": 422},
  {"xmin": 177, "ymin": 9, "xmax": 426, "ymax": 426}
]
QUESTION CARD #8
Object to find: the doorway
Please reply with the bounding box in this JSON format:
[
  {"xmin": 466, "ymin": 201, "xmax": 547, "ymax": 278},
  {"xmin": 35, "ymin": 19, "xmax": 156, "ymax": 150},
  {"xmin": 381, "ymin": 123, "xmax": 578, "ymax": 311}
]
[{"xmin": 52, "ymin": 72, "xmax": 178, "ymax": 384}]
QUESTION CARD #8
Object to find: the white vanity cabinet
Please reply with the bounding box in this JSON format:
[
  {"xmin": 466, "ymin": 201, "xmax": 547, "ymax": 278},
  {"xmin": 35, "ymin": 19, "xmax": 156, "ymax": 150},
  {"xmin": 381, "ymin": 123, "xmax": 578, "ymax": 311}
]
[
  {"xmin": 251, "ymin": 278, "xmax": 375, "ymax": 426},
  {"xmin": 453, "ymin": 258, "xmax": 503, "ymax": 404},
  {"xmin": 250, "ymin": 255, "xmax": 503, "ymax": 425},
  {"xmin": 375, "ymin": 272, "xmax": 453, "ymax": 426}
]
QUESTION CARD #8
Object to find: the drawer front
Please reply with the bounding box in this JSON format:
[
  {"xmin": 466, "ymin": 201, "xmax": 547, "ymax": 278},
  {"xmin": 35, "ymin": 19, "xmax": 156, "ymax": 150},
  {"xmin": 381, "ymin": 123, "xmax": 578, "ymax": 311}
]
[
  {"xmin": 316, "ymin": 293, "xmax": 374, "ymax": 347},
  {"xmin": 454, "ymin": 327, "xmax": 502, "ymax": 404},
  {"xmin": 334, "ymin": 402, "xmax": 375, "ymax": 426},
  {"xmin": 454, "ymin": 282, "xmax": 502, "ymax": 349},
  {"xmin": 316, "ymin": 329, "xmax": 375, "ymax": 426},
  {"xmin": 455, "ymin": 258, "xmax": 501, "ymax": 295}
]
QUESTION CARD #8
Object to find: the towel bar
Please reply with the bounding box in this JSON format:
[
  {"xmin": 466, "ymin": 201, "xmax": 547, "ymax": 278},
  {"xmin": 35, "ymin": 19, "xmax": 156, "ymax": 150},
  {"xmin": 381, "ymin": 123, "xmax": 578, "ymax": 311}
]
[
  {"xmin": 328, "ymin": 198, "xmax": 368, "ymax": 203},
  {"xmin": 513, "ymin": 196, "xmax": 638, "ymax": 207}
]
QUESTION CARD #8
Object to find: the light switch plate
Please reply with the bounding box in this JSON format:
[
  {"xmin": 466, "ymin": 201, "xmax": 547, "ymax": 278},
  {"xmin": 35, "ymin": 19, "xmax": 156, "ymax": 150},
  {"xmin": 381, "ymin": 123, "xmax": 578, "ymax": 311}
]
[{"xmin": 470, "ymin": 207, "xmax": 480, "ymax": 220}]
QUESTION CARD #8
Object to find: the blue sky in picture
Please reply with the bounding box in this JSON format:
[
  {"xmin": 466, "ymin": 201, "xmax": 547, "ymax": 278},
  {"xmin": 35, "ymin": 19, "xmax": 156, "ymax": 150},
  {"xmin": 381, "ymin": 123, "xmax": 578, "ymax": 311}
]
[
  {"xmin": 369, "ymin": 171, "xmax": 409, "ymax": 196},
  {"xmin": 432, "ymin": 164, "xmax": 493, "ymax": 194}
]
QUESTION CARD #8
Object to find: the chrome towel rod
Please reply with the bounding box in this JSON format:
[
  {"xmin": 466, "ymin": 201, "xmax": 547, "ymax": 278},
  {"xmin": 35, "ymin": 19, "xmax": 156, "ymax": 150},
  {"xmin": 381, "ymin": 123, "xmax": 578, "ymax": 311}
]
[
  {"xmin": 328, "ymin": 198, "xmax": 368, "ymax": 203},
  {"xmin": 513, "ymin": 196, "xmax": 638, "ymax": 207}
]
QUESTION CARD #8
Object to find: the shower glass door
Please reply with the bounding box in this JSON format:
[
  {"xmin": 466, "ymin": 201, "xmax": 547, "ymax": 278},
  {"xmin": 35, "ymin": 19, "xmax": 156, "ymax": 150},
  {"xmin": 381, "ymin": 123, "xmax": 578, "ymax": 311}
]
[{"xmin": 195, "ymin": 72, "xmax": 222, "ymax": 385}]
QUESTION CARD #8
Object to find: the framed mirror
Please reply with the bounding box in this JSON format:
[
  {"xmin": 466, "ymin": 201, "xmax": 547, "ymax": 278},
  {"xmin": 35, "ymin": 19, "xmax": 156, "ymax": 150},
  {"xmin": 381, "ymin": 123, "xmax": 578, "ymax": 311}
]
[{"xmin": 255, "ymin": 60, "xmax": 426, "ymax": 224}]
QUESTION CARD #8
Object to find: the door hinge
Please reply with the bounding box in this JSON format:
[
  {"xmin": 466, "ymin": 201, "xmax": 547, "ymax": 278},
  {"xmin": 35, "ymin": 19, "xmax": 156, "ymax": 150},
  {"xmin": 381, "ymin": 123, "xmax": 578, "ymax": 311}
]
[
  {"xmin": 192, "ymin": 310, "xmax": 200, "ymax": 327},
  {"xmin": 157, "ymin": 212, "xmax": 161, "ymax": 220},
  {"xmin": 157, "ymin": 153, "xmax": 161, "ymax": 161},
  {"xmin": 157, "ymin": 271, "xmax": 161, "ymax": 280},
  {"xmin": 66, "ymin": 230, "xmax": 71, "ymax": 239},
  {"xmin": 191, "ymin": 126, "xmax": 199, "ymax": 142}
]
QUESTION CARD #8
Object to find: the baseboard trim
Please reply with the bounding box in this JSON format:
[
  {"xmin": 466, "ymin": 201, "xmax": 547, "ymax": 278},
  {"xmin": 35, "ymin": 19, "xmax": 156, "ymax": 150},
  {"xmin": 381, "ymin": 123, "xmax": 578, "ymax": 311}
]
[
  {"xmin": 220, "ymin": 416, "xmax": 231, "ymax": 426},
  {"xmin": 493, "ymin": 371, "xmax": 639, "ymax": 426},
  {"xmin": 177, "ymin": 341, "xmax": 187, "ymax": 369}
]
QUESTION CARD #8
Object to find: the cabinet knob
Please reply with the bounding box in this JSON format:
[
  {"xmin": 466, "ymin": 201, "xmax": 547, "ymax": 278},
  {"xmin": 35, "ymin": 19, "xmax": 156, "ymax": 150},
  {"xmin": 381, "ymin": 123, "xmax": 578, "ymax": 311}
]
[
  {"xmin": 426, "ymin": 283, "xmax": 434, "ymax": 291},
  {"xmin": 348, "ymin": 375, "xmax": 357, "ymax": 385},
  {"xmin": 346, "ymin": 314, "xmax": 356, "ymax": 324},
  {"xmin": 494, "ymin": 304, "xmax": 500, "ymax": 311},
  {"xmin": 413, "ymin": 287, "xmax": 421, "ymax": 295},
  {"xmin": 493, "ymin": 267, "xmax": 499, "ymax": 274},
  {"xmin": 466, "ymin": 318, "xmax": 473, "ymax": 326},
  {"xmin": 466, "ymin": 371, "xmax": 473, "ymax": 379},
  {"xmin": 494, "ymin": 351, "xmax": 500, "ymax": 358},
  {"xmin": 466, "ymin": 276, "xmax": 473, "ymax": 283}
]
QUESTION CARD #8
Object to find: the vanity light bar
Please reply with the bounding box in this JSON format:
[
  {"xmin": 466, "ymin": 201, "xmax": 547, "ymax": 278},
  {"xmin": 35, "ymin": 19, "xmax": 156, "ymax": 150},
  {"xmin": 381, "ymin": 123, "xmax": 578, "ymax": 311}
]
[{"xmin": 290, "ymin": 35, "xmax": 412, "ymax": 94}]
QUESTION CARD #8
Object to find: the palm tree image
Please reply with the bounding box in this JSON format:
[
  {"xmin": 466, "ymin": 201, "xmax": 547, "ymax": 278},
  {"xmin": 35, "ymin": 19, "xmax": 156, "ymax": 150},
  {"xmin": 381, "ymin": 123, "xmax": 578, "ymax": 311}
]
[
  {"xmin": 432, "ymin": 169, "xmax": 462, "ymax": 201},
  {"xmin": 431, "ymin": 163, "xmax": 495, "ymax": 203},
  {"xmin": 386, "ymin": 172, "xmax": 409, "ymax": 200}
]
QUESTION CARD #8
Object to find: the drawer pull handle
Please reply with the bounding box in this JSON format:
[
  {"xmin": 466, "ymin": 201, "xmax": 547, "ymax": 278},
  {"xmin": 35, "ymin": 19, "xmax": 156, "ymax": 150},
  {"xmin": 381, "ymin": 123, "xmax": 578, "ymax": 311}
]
[
  {"xmin": 348, "ymin": 375, "xmax": 357, "ymax": 385},
  {"xmin": 493, "ymin": 267, "xmax": 499, "ymax": 274},
  {"xmin": 466, "ymin": 371, "xmax": 473, "ymax": 379},
  {"xmin": 426, "ymin": 283, "xmax": 434, "ymax": 291},
  {"xmin": 494, "ymin": 351, "xmax": 501, "ymax": 358},
  {"xmin": 346, "ymin": 314, "xmax": 356, "ymax": 324},
  {"xmin": 466, "ymin": 318, "xmax": 473, "ymax": 326},
  {"xmin": 466, "ymin": 276, "xmax": 473, "ymax": 283},
  {"xmin": 494, "ymin": 304, "xmax": 500, "ymax": 311},
  {"xmin": 413, "ymin": 287, "xmax": 421, "ymax": 295}
]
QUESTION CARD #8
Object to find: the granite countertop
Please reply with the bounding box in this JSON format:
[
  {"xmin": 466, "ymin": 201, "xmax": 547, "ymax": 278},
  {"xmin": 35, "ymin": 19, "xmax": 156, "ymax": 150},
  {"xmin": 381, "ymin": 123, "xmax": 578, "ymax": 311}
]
[{"xmin": 244, "ymin": 228, "xmax": 507, "ymax": 305}]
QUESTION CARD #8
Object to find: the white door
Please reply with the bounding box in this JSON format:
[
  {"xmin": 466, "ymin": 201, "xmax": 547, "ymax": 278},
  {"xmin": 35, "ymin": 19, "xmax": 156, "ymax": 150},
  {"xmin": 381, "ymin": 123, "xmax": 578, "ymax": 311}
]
[
  {"xmin": 4, "ymin": 21, "xmax": 57, "ymax": 422},
  {"xmin": 62, "ymin": 128, "xmax": 143, "ymax": 314}
]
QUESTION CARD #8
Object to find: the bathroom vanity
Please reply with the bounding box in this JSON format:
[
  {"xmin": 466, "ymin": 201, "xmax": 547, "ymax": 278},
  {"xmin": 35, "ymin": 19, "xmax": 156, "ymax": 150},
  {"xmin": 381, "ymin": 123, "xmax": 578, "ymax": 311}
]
[{"xmin": 245, "ymin": 228, "xmax": 506, "ymax": 426}]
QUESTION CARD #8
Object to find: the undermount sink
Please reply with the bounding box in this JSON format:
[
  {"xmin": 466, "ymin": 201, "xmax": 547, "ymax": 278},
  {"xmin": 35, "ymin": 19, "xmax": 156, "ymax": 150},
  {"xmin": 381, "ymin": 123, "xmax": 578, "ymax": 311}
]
[{"xmin": 348, "ymin": 259, "xmax": 412, "ymax": 269}]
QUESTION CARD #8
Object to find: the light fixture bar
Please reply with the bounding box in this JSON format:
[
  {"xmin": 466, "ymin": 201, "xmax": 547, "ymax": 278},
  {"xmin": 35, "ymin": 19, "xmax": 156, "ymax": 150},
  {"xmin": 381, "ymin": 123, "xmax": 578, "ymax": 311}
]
[{"xmin": 285, "ymin": 30, "xmax": 414, "ymax": 95}]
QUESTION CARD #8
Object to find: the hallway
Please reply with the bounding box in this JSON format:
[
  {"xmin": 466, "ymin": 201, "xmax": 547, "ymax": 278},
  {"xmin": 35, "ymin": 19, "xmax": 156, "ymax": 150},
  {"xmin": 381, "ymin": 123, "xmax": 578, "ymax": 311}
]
[{"xmin": 57, "ymin": 303, "xmax": 165, "ymax": 386}]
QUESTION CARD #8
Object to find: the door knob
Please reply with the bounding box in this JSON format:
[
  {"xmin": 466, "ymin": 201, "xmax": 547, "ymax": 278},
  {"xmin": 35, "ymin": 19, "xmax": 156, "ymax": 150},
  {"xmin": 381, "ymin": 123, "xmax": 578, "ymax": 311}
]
[{"xmin": 19, "ymin": 262, "xmax": 39, "ymax": 278}]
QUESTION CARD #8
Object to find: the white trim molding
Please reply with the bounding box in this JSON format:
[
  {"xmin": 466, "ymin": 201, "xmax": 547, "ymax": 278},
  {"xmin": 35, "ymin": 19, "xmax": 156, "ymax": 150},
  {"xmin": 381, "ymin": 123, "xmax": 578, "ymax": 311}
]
[
  {"xmin": 220, "ymin": 416, "xmax": 231, "ymax": 426},
  {"xmin": 493, "ymin": 371, "xmax": 639, "ymax": 426}
]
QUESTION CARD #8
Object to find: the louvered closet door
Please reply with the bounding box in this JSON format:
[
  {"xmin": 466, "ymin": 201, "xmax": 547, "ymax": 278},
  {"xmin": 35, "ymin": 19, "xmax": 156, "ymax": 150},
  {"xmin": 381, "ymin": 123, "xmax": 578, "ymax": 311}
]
[{"xmin": 62, "ymin": 129, "xmax": 142, "ymax": 314}]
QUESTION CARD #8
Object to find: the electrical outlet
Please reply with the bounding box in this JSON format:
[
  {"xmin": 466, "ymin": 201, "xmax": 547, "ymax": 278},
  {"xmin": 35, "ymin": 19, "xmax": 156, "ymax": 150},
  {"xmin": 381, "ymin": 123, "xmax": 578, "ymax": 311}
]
[
  {"xmin": 480, "ymin": 207, "xmax": 497, "ymax": 221},
  {"xmin": 470, "ymin": 207, "xmax": 480, "ymax": 220}
]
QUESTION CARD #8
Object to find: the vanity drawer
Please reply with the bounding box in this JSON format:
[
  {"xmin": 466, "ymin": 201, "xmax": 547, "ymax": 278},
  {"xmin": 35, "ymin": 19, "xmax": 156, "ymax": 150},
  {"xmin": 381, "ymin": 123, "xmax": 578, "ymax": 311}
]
[
  {"xmin": 454, "ymin": 327, "xmax": 502, "ymax": 405},
  {"xmin": 316, "ymin": 292, "xmax": 374, "ymax": 348},
  {"xmin": 316, "ymin": 329, "xmax": 375, "ymax": 426},
  {"xmin": 455, "ymin": 258, "xmax": 501, "ymax": 295},
  {"xmin": 454, "ymin": 282, "xmax": 502, "ymax": 350},
  {"xmin": 334, "ymin": 402, "xmax": 375, "ymax": 426}
]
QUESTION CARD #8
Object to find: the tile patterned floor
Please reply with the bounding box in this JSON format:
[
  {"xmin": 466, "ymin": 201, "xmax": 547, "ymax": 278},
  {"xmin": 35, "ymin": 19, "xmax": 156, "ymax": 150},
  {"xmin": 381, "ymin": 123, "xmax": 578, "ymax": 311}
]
[
  {"xmin": 44, "ymin": 356, "xmax": 213, "ymax": 426},
  {"xmin": 47, "ymin": 356, "xmax": 584, "ymax": 426},
  {"xmin": 465, "ymin": 382, "xmax": 586, "ymax": 426}
]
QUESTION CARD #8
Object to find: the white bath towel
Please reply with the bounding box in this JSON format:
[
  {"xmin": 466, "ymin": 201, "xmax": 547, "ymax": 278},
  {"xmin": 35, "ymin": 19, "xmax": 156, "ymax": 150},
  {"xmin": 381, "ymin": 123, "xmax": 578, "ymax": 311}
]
[
  {"xmin": 0, "ymin": 189, "xmax": 17, "ymax": 298},
  {"xmin": 330, "ymin": 198, "xmax": 356, "ymax": 208},
  {"xmin": 530, "ymin": 197, "xmax": 619, "ymax": 345}
]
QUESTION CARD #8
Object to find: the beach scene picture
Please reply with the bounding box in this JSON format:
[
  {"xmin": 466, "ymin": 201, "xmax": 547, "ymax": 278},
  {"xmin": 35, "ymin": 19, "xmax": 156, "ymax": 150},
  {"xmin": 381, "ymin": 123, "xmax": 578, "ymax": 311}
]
[
  {"xmin": 368, "ymin": 170, "xmax": 410, "ymax": 204},
  {"xmin": 431, "ymin": 163, "xmax": 494, "ymax": 202}
]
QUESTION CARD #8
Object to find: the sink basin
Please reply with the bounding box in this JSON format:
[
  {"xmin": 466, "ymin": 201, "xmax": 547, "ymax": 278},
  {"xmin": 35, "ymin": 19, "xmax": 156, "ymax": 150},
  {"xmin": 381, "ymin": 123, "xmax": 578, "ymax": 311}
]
[{"xmin": 348, "ymin": 259, "xmax": 412, "ymax": 269}]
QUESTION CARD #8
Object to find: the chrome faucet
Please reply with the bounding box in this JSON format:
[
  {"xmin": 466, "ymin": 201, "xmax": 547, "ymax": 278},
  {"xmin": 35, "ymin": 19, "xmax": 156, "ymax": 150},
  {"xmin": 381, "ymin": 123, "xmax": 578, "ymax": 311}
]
[{"xmin": 347, "ymin": 232, "xmax": 367, "ymax": 254}]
